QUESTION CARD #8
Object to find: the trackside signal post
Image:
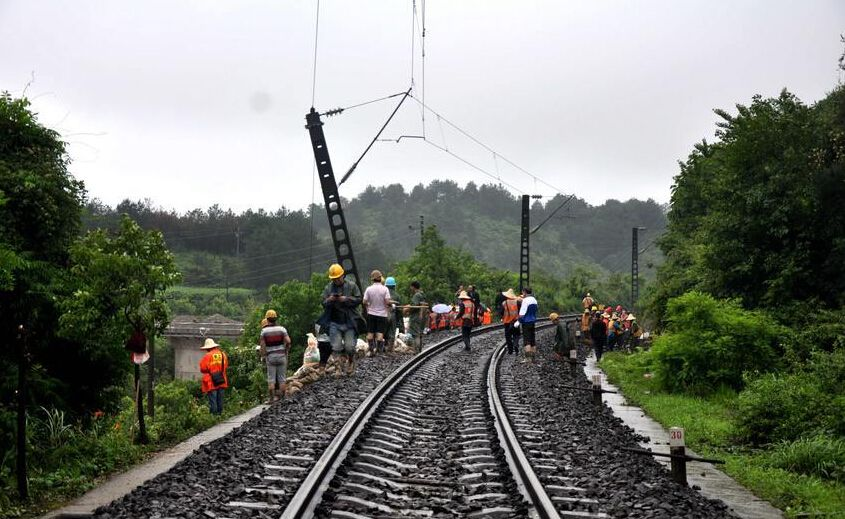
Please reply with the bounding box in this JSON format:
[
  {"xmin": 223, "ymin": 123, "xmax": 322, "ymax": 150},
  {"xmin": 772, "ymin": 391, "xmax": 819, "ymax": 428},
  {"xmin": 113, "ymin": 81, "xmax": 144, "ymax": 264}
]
[{"xmin": 305, "ymin": 108, "xmax": 362, "ymax": 287}]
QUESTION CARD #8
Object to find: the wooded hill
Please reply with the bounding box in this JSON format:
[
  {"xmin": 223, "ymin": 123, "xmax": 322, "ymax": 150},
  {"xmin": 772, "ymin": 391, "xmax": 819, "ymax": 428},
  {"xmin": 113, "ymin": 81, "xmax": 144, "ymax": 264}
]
[{"xmin": 83, "ymin": 181, "xmax": 667, "ymax": 292}]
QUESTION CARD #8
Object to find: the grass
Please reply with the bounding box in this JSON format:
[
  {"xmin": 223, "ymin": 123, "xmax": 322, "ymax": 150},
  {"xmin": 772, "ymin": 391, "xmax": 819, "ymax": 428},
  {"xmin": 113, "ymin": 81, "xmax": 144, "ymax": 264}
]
[
  {"xmin": 600, "ymin": 351, "xmax": 845, "ymax": 518},
  {"xmin": 0, "ymin": 381, "xmax": 262, "ymax": 519}
]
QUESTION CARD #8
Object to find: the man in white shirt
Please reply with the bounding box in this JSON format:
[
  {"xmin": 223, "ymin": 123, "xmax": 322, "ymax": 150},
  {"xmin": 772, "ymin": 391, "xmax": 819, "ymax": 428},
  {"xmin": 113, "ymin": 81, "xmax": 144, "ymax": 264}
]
[{"xmin": 363, "ymin": 270, "xmax": 392, "ymax": 355}]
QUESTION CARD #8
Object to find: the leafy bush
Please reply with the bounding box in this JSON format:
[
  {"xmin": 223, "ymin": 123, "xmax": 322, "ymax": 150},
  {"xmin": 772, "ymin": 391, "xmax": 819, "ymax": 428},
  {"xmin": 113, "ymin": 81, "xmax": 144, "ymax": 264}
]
[
  {"xmin": 223, "ymin": 340, "xmax": 266, "ymax": 402},
  {"xmin": 737, "ymin": 348, "xmax": 845, "ymax": 445},
  {"xmin": 736, "ymin": 372, "xmax": 828, "ymax": 444},
  {"xmin": 780, "ymin": 308, "xmax": 845, "ymax": 367},
  {"xmin": 149, "ymin": 380, "xmax": 216, "ymax": 443},
  {"xmin": 650, "ymin": 291, "xmax": 784, "ymax": 393},
  {"xmin": 764, "ymin": 436, "xmax": 845, "ymax": 483}
]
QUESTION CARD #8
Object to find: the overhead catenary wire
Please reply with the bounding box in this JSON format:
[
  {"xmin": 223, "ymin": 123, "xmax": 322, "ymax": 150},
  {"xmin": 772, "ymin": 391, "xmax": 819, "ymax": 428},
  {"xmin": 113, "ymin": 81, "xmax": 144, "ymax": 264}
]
[
  {"xmin": 310, "ymin": 0, "xmax": 321, "ymax": 108},
  {"xmin": 530, "ymin": 194, "xmax": 577, "ymax": 234},
  {"xmin": 422, "ymin": 139, "xmax": 524, "ymax": 195},
  {"xmin": 323, "ymin": 91, "xmax": 409, "ymax": 117},
  {"xmin": 408, "ymin": 94, "xmax": 573, "ymax": 199},
  {"xmin": 339, "ymin": 87, "xmax": 412, "ymax": 186}
]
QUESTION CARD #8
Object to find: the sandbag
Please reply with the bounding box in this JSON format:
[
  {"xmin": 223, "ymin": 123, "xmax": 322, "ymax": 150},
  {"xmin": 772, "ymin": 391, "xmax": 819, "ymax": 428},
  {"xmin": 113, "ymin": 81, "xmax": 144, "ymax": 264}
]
[{"xmin": 302, "ymin": 333, "xmax": 321, "ymax": 367}]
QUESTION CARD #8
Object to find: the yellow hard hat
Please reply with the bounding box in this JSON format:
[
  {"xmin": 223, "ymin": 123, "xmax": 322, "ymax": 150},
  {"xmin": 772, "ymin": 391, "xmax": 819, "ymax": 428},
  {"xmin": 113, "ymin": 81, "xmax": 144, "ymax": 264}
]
[
  {"xmin": 328, "ymin": 263, "xmax": 344, "ymax": 279},
  {"xmin": 265, "ymin": 309, "xmax": 277, "ymax": 319},
  {"xmin": 549, "ymin": 312, "xmax": 560, "ymax": 321}
]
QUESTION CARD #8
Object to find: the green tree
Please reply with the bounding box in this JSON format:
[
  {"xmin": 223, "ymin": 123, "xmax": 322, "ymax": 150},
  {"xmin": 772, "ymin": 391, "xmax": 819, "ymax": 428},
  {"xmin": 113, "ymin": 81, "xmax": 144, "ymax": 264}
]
[
  {"xmin": 60, "ymin": 215, "xmax": 181, "ymax": 349},
  {"xmin": 393, "ymin": 226, "xmax": 515, "ymax": 306},
  {"xmin": 0, "ymin": 92, "xmax": 87, "ymax": 499},
  {"xmin": 59, "ymin": 215, "xmax": 181, "ymax": 442},
  {"xmin": 650, "ymin": 87, "xmax": 845, "ymax": 323},
  {"xmin": 0, "ymin": 93, "xmax": 87, "ymax": 407}
]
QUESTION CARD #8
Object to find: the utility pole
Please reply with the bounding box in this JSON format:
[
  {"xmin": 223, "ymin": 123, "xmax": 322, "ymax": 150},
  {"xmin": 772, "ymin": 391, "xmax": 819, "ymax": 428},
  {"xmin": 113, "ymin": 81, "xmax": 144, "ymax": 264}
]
[
  {"xmin": 16, "ymin": 325, "xmax": 28, "ymax": 500},
  {"xmin": 632, "ymin": 227, "xmax": 646, "ymax": 308},
  {"xmin": 234, "ymin": 226, "xmax": 240, "ymax": 257},
  {"xmin": 419, "ymin": 215, "xmax": 424, "ymax": 243},
  {"xmin": 305, "ymin": 108, "xmax": 362, "ymax": 288}
]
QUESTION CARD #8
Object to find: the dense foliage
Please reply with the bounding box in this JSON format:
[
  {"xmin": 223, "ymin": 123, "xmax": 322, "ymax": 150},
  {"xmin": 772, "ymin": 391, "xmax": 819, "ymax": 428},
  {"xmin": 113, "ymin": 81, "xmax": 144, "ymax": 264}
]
[
  {"xmin": 603, "ymin": 79, "xmax": 845, "ymax": 515},
  {"xmin": 736, "ymin": 347, "xmax": 845, "ymax": 445},
  {"xmin": 649, "ymin": 291, "xmax": 784, "ymax": 393},
  {"xmin": 0, "ymin": 93, "xmax": 89, "ymax": 419},
  {"xmin": 649, "ymin": 87, "xmax": 845, "ymax": 323},
  {"xmin": 83, "ymin": 183, "xmax": 666, "ymax": 296}
]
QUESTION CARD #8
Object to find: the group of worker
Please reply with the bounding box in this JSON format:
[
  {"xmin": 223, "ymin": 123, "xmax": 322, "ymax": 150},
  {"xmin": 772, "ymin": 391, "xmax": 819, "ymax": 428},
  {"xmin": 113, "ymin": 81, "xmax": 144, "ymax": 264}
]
[
  {"xmin": 579, "ymin": 292, "xmax": 642, "ymax": 361},
  {"xmin": 195, "ymin": 265, "xmax": 641, "ymax": 413}
]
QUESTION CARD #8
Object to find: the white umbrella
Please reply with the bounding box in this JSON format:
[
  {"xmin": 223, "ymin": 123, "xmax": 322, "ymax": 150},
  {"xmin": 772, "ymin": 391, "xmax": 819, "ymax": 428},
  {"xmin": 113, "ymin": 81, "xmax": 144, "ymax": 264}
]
[{"xmin": 432, "ymin": 303, "xmax": 451, "ymax": 314}]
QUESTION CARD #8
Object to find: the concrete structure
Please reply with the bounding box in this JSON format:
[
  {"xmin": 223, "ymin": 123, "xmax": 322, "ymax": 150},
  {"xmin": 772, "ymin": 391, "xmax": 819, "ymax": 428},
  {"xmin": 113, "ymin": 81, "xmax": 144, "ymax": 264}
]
[{"xmin": 163, "ymin": 314, "xmax": 244, "ymax": 381}]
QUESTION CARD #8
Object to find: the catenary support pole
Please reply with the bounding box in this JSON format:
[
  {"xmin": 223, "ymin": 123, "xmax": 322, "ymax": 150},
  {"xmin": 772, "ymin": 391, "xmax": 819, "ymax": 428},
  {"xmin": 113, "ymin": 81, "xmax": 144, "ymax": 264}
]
[
  {"xmin": 305, "ymin": 108, "xmax": 362, "ymax": 287},
  {"xmin": 519, "ymin": 195, "xmax": 530, "ymax": 292},
  {"xmin": 631, "ymin": 227, "xmax": 639, "ymax": 307}
]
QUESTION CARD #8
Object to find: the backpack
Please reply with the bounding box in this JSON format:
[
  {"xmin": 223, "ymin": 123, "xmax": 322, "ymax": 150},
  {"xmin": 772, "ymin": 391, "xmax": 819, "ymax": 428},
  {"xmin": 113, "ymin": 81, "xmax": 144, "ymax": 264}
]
[{"xmin": 210, "ymin": 353, "xmax": 226, "ymax": 386}]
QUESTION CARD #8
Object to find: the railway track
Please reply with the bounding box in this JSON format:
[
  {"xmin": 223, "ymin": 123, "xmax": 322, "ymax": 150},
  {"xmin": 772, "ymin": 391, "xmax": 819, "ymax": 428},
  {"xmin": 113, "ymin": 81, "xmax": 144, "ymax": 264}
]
[
  {"xmin": 281, "ymin": 319, "xmax": 574, "ymax": 519},
  {"xmin": 94, "ymin": 320, "xmax": 736, "ymax": 518}
]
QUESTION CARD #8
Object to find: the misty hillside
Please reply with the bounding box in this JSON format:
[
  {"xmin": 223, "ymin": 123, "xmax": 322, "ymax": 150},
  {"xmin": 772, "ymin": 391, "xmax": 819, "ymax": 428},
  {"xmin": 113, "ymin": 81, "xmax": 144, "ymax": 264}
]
[{"xmin": 83, "ymin": 181, "xmax": 666, "ymax": 289}]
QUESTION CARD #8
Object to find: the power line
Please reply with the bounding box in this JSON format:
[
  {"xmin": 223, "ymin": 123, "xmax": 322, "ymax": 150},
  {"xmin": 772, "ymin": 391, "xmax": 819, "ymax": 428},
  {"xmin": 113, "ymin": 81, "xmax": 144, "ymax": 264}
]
[
  {"xmin": 408, "ymin": 94, "xmax": 572, "ymax": 199},
  {"xmin": 421, "ymin": 139, "xmax": 525, "ymax": 194},
  {"xmin": 410, "ymin": 0, "xmax": 416, "ymax": 88},
  {"xmin": 308, "ymin": 161, "xmax": 317, "ymax": 277},
  {"xmin": 339, "ymin": 88, "xmax": 412, "ymax": 186},
  {"xmin": 310, "ymin": 0, "xmax": 321, "ymax": 108},
  {"xmin": 323, "ymin": 91, "xmax": 409, "ymax": 117},
  {"xmin": 421, "ymin": 0, "xmax": 426, "ymax": 138}
]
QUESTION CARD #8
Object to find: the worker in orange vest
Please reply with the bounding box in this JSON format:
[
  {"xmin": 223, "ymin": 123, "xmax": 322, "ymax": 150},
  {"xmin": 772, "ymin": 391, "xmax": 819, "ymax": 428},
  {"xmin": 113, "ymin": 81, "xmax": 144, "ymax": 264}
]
[
  {"xmin": 501, "ymin": 288, "xmax": 521, "ymax": 354},
  {"xmin": 456, "ymin": 291, "xmax": 477, "ymax": 351},
  {"xmin": 199, "ymin": 338, "xmax": 229, "ymax": 415},
  {"xmin": 482, "ymin": 307, "xmax": 492, "ymax": 325}
]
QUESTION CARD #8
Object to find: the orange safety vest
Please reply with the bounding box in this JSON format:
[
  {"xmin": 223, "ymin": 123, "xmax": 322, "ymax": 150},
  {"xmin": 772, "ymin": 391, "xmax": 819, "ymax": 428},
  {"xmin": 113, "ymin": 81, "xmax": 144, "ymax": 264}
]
[
  {"xmin": 460, "ymin": 300, "xmax": 476, "ymax": 326},
  {"xmin": 581, "ymin": 313, "xmax": 590, "ymax": 331},
  {"xmin": 199, "ymin": 348, "xmax": 228, "ymax": 393},
  {"xmin": 502, "ymin": 299, "xmax": 519, "ymax": 324},
  {"xmin": 482, "ymin": 309, "xmax": 492, "ymax": 325}
]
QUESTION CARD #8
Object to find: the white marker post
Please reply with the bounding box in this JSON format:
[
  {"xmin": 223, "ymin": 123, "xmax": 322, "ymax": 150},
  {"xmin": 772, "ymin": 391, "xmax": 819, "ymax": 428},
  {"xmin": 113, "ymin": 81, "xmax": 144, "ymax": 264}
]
[
  {"xmin": 669, "ymin": 427, "xmax": 687, "ymax": 485},
  {"xmin": 568, "ymin": 349, "xmax": 578, "ymax": 374},
  {"xmin": 591, "ymin": 373, "xmax": 603, "ymax": 405}
]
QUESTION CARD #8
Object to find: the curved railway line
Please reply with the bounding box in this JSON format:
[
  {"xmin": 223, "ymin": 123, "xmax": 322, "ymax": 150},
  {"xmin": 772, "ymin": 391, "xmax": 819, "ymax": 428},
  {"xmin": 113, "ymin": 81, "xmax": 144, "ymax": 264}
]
[
  {"xmin": 93, "ymin": 321, "xmax": 737, "ymax": 519},
  {"xmin": 280, "ymin": 318, "xmax": 588, "ymax": 519}
]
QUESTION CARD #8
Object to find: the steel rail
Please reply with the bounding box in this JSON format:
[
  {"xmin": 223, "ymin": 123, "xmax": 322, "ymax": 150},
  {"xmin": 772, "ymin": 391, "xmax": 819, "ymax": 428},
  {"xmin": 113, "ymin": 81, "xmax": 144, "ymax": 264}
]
[
  {"xmin": 280, "ymin": 322, "xmax": 508, "ymax": 519},
  {"xmin": 487, "ymin": 314, "xmax": 581, "ymax": 519}
]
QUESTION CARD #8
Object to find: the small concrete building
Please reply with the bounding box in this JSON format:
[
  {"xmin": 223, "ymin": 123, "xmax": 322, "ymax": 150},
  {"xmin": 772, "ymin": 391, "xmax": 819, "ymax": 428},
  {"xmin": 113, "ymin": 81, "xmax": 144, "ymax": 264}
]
[{"xmin": 164, "ymin": 314, "xmax": 244, "ymax": 381}]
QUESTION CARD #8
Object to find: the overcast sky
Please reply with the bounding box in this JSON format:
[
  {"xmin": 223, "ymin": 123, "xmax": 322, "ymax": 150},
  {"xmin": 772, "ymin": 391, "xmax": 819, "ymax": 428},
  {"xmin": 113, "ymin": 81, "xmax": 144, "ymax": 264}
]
[{"xmin": 2, "ymin": 1, "xmax": 843, "ymax": 213}]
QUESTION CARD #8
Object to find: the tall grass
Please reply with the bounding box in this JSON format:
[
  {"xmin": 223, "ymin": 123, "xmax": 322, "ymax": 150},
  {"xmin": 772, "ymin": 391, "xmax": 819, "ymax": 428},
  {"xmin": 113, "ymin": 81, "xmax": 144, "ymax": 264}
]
[{"xmin": 764, "ymin": 436, "xmax": 845, "ymax": 483}]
